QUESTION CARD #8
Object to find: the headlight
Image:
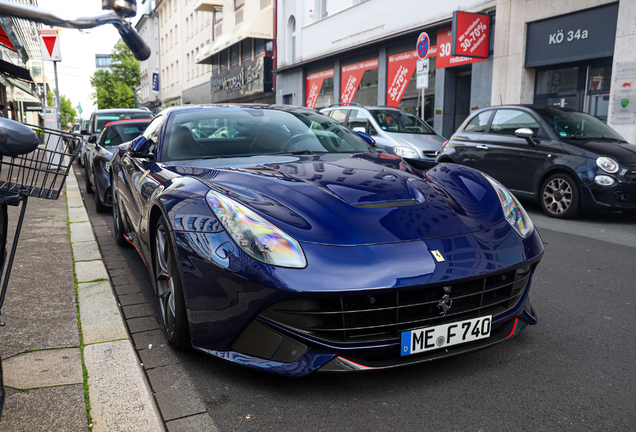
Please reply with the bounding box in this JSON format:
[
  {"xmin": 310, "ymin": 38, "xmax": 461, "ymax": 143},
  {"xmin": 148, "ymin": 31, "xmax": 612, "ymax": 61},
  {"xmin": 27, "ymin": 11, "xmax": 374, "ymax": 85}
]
[
  {"xmin": 483, "ymin": 175, "xmax": 534, "ymax": 238},
  {"xmin": 206, "ymin": 190, "xmax": 306, "ymax": 268},
  {"xmin": 394, "ymin": 147, "xmax": 419, "ymax": 158},
  {"xmin": 596, "ymin": 157, "xmax": 619, "ymax": 174}
]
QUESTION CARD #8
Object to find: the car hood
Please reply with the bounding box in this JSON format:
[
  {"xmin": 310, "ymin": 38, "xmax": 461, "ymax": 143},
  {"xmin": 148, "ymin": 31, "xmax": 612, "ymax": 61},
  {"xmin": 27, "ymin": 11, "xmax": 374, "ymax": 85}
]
[
  {"xmin": 563, "ymin": 139, "xmax": 636, "ymax": 163},
  {"xmin": 162, "ymin": 153, "xmax": 504, "ymax": 246},
  {"xmin": 385, "ymin": 132, "xmax": 446, "ymax": 150}
]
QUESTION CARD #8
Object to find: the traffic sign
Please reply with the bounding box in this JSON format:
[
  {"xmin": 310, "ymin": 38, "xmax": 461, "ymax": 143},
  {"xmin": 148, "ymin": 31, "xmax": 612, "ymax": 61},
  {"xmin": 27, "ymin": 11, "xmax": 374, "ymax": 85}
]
[
  {"xmin": 416, "ymin": 32, "xmax": 430, "ymax": 59},
  {"xmin": 416, "ymin": 59, "xmax": 429, "ymax": 89},
  {"xmin": 152, "ymin": 72, "xmax": 159, "ymax": 92},
  {"xmin": 39, "ymin": 29, "xmax": 61, "ymax": 62}
]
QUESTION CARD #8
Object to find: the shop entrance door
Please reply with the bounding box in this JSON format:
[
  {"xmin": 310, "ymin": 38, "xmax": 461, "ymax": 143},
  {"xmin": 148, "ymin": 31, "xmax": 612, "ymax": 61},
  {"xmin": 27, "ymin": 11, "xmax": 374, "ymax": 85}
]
[{"xmin": 454, "ymin": 68, "xmax": 472, "ymax": 131}]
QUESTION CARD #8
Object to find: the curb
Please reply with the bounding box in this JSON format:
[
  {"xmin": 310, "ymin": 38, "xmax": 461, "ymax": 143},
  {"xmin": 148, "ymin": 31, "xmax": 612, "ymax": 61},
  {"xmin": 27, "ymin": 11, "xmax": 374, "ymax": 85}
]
[{"xmin": 66, "ymin": 170, "xmax": 165, "ymax": 432}]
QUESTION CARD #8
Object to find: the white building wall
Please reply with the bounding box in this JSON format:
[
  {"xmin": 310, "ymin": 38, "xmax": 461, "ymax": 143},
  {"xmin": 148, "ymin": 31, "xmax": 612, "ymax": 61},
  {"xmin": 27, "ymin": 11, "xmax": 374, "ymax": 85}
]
[
  {"xmin": 181, "ymin": 0, "xmax": 213, "ymax": 98},
  {"xmin": 277, "ymin": 0, "xmax": 495, "ymax": 69},
  {"xmin": 157, "ymin": 0, "xmax": 183, "ymax": 106},
  {"xmin": 136, "ymin": 0, "xmax": 161, "ymax": 107}
]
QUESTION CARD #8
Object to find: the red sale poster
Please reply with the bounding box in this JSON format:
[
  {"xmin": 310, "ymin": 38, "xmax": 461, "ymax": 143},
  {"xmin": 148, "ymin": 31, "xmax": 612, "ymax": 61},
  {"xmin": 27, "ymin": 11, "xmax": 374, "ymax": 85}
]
[
  {"xmin": 340, "ymin": 59, "xmax": 378, "ymax": 104},
  {"xmin": 436, "ymin": 28, "xmax": 488, "ymax": 69},
  {"xmin": 386, "ymin": 51, "xmax": 418, "ymax": 106},
  {"xmin": 306, "ymin": 69, "xmax": 334, "ymax": 109}
]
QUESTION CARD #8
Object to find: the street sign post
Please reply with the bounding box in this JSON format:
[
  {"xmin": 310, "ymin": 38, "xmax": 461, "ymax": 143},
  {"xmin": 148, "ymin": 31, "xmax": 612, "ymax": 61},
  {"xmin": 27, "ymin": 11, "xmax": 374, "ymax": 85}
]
[{"xmin": 40, "ymin": 29, "xmax": 62, "ymax": 130}]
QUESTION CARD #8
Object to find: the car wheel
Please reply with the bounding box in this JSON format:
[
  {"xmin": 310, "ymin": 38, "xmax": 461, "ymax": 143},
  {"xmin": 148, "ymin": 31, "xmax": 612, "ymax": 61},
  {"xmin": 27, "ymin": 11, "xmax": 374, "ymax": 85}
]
[
  {"xmin": 84, "ymin": 161, "xmax": 94, "ymax": 194},
  {"xmin": 94, "ymin": 183, "xmax": 108, "ymax": 213},
  {"xmin": 153, "ymin": 216, "xmax": 190, "ymax": 349},
  {"xmin": 540, "ymin": 173, "xmax": 580, "ymax": 218},
  {"xmin": 112, "ymin": 176, "xmax": 129, "ymax": 247}
]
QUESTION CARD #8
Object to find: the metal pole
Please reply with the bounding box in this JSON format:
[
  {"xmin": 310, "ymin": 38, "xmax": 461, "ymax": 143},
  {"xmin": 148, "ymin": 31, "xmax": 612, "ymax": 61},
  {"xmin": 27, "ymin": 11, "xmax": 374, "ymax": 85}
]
[
  {"xmin": 53, "ymin": 60, "xmax": 61, "ymax": 130},
  {"xmin": 421, "ymin": 88, "xmax": 425, "ymax": 120}
]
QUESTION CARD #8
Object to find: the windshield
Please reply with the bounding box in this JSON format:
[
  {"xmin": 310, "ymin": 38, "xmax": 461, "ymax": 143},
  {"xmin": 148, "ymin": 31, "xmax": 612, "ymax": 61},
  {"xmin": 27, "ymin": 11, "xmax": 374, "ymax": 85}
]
[
  {"xmin": 101, "ymin": 121, "xmax": 150, "ymax": 148},
  {"xmin": 534, "ymin": 108, "xmax": 626, "ymax": 141},
  {"xmin": 95, "ymin": 113, "xmax": 153, "ymax": 133},
  {"xmin": 368, "ymin": 110, "xmax": 434, "ymax": 134},
  {"xmin": 161, "ymin": 108, "xmax": 373, "ymax": 161}
]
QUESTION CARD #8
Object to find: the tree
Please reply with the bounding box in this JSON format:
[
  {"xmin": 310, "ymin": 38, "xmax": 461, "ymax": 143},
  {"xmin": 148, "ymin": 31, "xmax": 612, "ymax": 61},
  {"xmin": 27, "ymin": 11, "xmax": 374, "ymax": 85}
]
[
  {"xmin": 90, "ymin": 39, "xmax": 140, "ymax": 109},
  {"xmin": 47, "ymin": 91, "xmax": 77, "ymax": 126}
]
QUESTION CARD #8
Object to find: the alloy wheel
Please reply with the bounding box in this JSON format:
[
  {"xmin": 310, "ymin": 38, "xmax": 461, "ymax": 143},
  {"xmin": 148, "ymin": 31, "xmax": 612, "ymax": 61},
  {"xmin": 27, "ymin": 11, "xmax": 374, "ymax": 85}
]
[
  {"xmin": 155, "ymin": 225, "xmax": 176, "ymax": 339},
  {"xmin": 542, "ymin": 177, "xmax": 573, "ymax": 215}
]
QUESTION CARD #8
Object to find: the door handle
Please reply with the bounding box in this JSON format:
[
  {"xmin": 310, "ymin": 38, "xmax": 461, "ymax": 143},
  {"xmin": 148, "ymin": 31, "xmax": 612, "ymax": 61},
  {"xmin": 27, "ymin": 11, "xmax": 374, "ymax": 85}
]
[{"xmin": 476, "ymin": 145, "xmax": 489, "ymax": 150}]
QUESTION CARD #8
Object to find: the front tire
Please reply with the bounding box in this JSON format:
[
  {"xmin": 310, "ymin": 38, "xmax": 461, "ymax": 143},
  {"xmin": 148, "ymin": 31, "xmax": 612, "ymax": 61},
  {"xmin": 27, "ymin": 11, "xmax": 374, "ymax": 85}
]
[
  {"xmin": 153, "ymin": 216, "xmax": 190, "ymax": 349},
  {"xmin": 112, "ymin": 176, "xmax": 129, "ymax": 247},
  {"xmin": 540, "ymin": 173, "xmax": 580, "ymax": 218},
  {"xmin": 94, "ymin": 183, "xmax": 108, "ymax": 213}
]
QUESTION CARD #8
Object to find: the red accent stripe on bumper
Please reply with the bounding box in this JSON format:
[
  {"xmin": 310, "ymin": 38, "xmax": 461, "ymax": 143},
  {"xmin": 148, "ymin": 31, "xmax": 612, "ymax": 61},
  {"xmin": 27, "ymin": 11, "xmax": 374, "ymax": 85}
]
[{"xmin": 507, "ymin": 318, "xmax": 518, "ymax": 338}]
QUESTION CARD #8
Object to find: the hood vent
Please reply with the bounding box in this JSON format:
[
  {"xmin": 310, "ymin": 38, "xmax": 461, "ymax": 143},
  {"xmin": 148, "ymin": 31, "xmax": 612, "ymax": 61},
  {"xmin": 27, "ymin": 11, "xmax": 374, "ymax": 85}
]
[{"xmin": 353, "ymin": 200, "xmax": 421, "ymax": 209}]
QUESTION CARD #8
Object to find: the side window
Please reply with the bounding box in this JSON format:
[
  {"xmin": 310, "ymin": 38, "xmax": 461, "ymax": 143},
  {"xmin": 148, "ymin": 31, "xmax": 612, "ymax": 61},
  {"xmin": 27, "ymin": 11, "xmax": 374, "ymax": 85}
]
[
  {"xmin": 142, "ymin": 116, "xmax": 164, "ymax": 153},
  {"xmin": 101, "ymin": 127, "xmax": 119, "ymax": 146},
  {"xmin": 329, "ymin": 109, "xmax": 349, "ymax": 123},
  {"xmin": 490, "ymin": 109, "xmax": 540, "ymax": 137},
  {"xmin": 464, "ymin": 111, "xmax": 492, "ymax": 133},
  {"xmin": 368, "ymin": 124, "xmax": 378, "ymax": 136},
  {"xmin": 346, "ymin": 110, "xmax": 370, "ymax": 132}
]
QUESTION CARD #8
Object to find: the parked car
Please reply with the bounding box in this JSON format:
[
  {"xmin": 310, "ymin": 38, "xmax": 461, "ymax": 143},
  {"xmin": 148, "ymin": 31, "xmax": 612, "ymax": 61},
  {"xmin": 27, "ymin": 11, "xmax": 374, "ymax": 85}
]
[
  {"xmin": 76, "ymin": 119, "xmax": 90, "ymax": 166},
  {"xmin": 110, "ymin": 104, "xmax": 543, "ymax": 376},
  {"xmin": 81, "ymin": 108, "xmax": 153, "ymax": 172},
  {"xmin": 320, "ymin": 103, "xmax": 446, "ymax": 160},
  {"xmin": 436, "ymin": 105, "xmax": 636, "ymax": 218},
  {"xmin": 85, "ymin": 118, "xmax": 152, "ymax": 212}
]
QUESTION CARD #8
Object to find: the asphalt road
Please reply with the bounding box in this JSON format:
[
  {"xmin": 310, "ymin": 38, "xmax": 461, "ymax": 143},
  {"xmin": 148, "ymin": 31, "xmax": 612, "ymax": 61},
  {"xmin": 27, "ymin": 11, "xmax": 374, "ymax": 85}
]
[{"xmin": 87, "ymin": 173, "xmax": 636, "ymax": 431}]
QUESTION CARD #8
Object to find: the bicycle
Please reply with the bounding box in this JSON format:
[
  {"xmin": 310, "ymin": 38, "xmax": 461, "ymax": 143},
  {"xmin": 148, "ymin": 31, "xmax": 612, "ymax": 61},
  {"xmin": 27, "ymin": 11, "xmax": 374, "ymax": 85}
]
[{"xmin": 0, "ymin": 0, "xmax": 150, "ymax": 418}]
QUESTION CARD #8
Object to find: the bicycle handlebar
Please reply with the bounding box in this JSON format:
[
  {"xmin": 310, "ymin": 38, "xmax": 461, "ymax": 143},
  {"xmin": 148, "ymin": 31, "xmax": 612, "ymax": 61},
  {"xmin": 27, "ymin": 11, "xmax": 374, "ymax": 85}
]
[{"xmin": 0, "ymin": 1, "xmax": 150, "ymax": 61}]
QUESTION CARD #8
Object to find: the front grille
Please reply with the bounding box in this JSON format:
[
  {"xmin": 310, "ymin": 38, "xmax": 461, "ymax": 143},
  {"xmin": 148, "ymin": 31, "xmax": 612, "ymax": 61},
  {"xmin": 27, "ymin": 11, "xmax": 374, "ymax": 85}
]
[
  {"xmin": 422, "ymin": 150, "xmax": 439, "ymax": 159},
  {"xmin": 261, "ymin": 266, "xmax": 533, "ymax": 344}
]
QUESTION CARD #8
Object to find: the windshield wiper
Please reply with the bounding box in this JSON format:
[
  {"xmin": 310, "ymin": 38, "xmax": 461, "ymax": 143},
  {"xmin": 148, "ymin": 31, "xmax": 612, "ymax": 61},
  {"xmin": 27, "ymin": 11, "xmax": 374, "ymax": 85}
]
[
  {"xmin": 266, "ymin": 150, "xmax": 328, "ymax": 156},
  {"xmin": 594, "ymin": 137, "xmax": 628, "ymax": 143}
]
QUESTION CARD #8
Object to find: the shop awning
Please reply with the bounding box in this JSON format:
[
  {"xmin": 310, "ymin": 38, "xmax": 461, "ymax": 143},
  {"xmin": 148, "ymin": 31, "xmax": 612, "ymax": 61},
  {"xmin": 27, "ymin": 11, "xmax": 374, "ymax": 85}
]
[
  {"xmin": 6, "ymin": 76, "xmax": 41, "ymax": 103},
  {"xmin": 193, "ymin": 0, "xmax": 223, "ymax": 13},
  {"xmin": 197, "ymin": 5, "xmax": 273, "ymax": 64},
  {"xmin": 0, "ymin": 59, "xmax": 33, "ymax": 83},
  {"xmin": 0, "ymin": 25, "xmax": 16, "ymax": 51}
]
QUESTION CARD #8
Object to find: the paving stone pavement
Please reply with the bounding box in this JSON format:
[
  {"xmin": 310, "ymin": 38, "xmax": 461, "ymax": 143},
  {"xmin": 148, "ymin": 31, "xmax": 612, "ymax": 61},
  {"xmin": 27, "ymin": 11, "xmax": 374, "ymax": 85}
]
[{"xmin": 0, "ymin": 168, "xmax": 164, "ymax": 431}]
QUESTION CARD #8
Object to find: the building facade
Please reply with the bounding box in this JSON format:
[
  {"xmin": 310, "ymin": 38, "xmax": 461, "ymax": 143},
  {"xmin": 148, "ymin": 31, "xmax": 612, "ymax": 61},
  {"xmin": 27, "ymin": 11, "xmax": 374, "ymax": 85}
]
[
  {"xmin": 157, "ymin": 0, "xmax": 184, "ymax": 107},
  {"xmin": 181, "ymin": 0, "xmax": 214, "ymax": 104},
  {"xmin": 492, "ymin": 0, "xmax": 636, "ymax": 142},
  {"xmin": 136, "ymin": 0, "xmax": 162, "ymax": 110},
  {"xmin": 195, "ymin": 0, "xmax": 275, "ymax": 104},
  {"xmin": 275, "ymin": 0, "xmax": 495, "ymax": 138}
]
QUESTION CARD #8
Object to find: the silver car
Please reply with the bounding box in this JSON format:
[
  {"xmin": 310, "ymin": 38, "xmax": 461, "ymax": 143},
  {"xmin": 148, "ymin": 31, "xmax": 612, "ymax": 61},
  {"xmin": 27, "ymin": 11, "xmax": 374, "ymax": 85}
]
[{"xmin": 320, "ymin": 104, "xmax": 446, "ymax": 159}]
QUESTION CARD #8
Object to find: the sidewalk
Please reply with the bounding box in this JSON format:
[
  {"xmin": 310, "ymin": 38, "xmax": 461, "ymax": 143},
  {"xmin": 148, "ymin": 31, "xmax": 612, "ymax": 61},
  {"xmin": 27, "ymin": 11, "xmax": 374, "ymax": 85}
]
[{"xmin": 0, "ymin": 169, "xmax": 163, "ymax": 431}]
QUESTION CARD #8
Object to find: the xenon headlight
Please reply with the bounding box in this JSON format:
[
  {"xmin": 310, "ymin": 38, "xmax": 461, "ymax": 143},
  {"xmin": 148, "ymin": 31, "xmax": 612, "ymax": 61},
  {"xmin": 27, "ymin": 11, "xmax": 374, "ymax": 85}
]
[
  {"xmin": 596, "ymin": 157, "xmax": 619, "ymax": 174},
  {"xmin": 394, "ymin": 147, "xmax": 419, "ymax": 158},
  {"xmin": 206, "ymin": 190, "xmax": 306, "ymax": 268},
  {"xmin": 483, "ymin": 175, "xmax": 534, "ymax": 238}
]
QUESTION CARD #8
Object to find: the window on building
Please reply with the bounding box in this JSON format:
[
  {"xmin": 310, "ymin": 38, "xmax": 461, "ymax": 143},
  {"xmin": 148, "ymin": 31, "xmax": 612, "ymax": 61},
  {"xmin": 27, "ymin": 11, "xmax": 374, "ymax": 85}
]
[
  {"xmin": 194, "ymin": 12, "xmax": 198, "ymax": 33},
  {"xmin": 261, "ymin": 0, "xmax": 272, "ymax": 9},
  {"xmin": 173, "ymin": 0, "xmax": 177, "ymax": 12},
  {"xmin": 215, "ymin": 10, "xmax": 223, "ymax": 23},
  {"xmin": 186, "ymin": 18, "xmax": 189, "ymax": 39},
  {"xmin": 175, "ymin": 25, "xmax": 178, "ymax": 45},
  {"xmin": 171, "ymin": 64, "xmax": 174, "ymax": 85},
  {"xmin": 176, "ymin": 61, "xmax": 179, "ymax": 82},
  {"xmin": 254, "ymin": 38, "xmax": 264, "ymax": 56},
  {"xmin": 206, "ymin": 12, "xmax": 211, "ymax": 26},
  {"xmin": 235, "ymin": 0, "xmax": 244, "ymax": 9},
  {"xmin": 288, "ymin": 16, "xmax": 296, "ymax": 64},
  {"xmin": 195, "ymin": 48, "xmax": 200, "ymax": 76},
  {"xmin": 230, "ymin": 44, "xmax": 239, "ymax": 67},
  {"xmin": 212, "ymin": 54, "xmax": 219, "ymax": 74},
  {"xmin": 320, "ymin": 0, "xmax": 328, "ymax": 18},
  {"xmin": 220, "ymin": 49, "xmax": 228, "ymax": 71},
  {"xmin": 186, "ymin": 54, "xmax": 190, "ymax": 80},
  {"xmin": 200, "ymin": 11, "xmax": 204, "ymax": 30},
  {"xmin": 241, "ymin": 38, "xmax": 252, "ymax": 62},
  {"xmin": 266, "ymin": 41, "xmax": 273, "ymax": 54},
  {"xmin": 170, "ymin": 30, "xmax": 173, "ymax": 47}
]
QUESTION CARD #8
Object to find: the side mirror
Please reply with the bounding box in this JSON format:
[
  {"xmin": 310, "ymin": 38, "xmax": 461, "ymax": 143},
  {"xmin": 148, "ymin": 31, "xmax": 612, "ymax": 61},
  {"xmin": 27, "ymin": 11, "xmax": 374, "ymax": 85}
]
[
  {"xmin": 88, "ymin": 135, "xmax": 97, "ymax": 144},
  {"xmin": 515, "ymin": 128, "xmax": 538, "ymax": 146},
  {"xmin": 352, "ymin": 127, "xmax": 366, "ymax": 133},
  {"xmin": 129, "ymin": 136, "xmax": 153, "ymax": 158},
  {"xmin": 357, "ymin": 131, "xmax": 376, "ymax": 146},
  {"xmin": 0, "ymin": 118, "xmax": 39, "ymax": 157},
  {"xmin": 81, "ymin": 129, "xmax": 89, "ymax": 136}
]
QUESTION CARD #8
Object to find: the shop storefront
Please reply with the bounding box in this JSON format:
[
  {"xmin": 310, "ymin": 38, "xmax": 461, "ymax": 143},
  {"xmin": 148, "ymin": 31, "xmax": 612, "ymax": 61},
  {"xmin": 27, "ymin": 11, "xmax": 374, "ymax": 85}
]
[
  {"xmin": 209, "ymin": 56, "xmax": 274, "ymax": 104},
  {"xmin": 526, "ymin": 2, "xmax": 619, "ymax": 123}
]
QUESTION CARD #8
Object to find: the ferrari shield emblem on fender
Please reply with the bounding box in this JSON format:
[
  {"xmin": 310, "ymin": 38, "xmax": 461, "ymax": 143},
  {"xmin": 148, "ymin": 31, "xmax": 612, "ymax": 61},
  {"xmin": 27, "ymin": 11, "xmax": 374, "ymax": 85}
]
[{"xmin": 432, "ymin": 250, "xmax": 445, "ymax": 262}]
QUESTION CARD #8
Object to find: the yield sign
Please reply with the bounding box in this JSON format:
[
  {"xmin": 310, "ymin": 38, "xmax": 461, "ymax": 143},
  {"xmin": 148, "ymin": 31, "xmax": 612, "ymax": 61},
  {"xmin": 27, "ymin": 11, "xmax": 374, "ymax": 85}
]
[{"xmin": 39, "ymin": 29, "xmax": 61, "ymax": 61}]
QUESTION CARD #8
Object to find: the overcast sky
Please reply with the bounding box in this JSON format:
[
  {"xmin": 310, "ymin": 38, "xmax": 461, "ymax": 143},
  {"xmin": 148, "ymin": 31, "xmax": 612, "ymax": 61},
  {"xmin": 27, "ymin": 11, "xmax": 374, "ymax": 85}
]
[{"xmin": 38, "ymin": 0, "xmax": 142, "ymax": 120}]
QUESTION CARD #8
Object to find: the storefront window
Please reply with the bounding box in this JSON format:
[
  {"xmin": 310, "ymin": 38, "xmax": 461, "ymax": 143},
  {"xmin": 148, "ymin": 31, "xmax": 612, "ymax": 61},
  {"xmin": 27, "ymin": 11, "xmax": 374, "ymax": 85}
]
[
  {"xmin": 341, "ymin": 59, "xmax": 378, "ymax": 106},
  {"xmin": 230, "ymin": 44, "xmax": 239, "ymax": 67},
  {"xmin": 254, "ymin": 39, "xmax": 265, "ymax": 56},
  {"xmin": 241, "ymin": 39, "xmax": 252, "ymax": 62},
  {"xmin": 534, "ymin": 67, "xmax": 580, "ymax": 109},
  {"xmin": 585, "ymin": 65, "xmax": 611, "ymax": 123},
  {"xmin": 220, "ymin": 49, "xmax": 228, "ymax": 71},
  {"xmin": 306, "ymin": 69, "xmax": 334, "ymax": 109},
  {"xmin": 386, "ymin": 50, "xmax": 436, "ymax": 128}
]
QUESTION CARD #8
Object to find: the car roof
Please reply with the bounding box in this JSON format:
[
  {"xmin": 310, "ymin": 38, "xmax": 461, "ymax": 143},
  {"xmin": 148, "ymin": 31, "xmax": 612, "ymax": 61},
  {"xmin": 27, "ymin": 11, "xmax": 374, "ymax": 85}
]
[
  {"xmin": 159, "ymin": 104, "xmax": 318, "ymax": 115},
  {"xmin": 103, "ymin": 119, "xmax": 152, "ymax": 128},
  {"xmin": 93, "ymin": 108, "xmax": 153, "ymax": 115},
  {"xmin": 475, "ymin": 104, "xmax": 578, "ymax": 113}
]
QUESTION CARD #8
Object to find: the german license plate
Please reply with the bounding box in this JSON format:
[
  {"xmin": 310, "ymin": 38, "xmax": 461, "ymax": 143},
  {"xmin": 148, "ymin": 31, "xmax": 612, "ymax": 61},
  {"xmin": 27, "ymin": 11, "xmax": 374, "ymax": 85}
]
[{"xmin": 400, "ymin": 316, "xmax": 492, "ymax": 356}]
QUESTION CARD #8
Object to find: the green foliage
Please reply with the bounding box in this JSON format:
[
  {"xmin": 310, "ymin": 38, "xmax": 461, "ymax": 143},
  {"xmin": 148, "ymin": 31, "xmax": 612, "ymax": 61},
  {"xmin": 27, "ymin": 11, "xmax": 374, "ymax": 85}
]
[
  {"xmin": 48, "ymin": 91, "xmax": 77, "ymax": 125},
  {"xmin": 90, "ymin": 39, "xmax": 140, "ymax": 109}
]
